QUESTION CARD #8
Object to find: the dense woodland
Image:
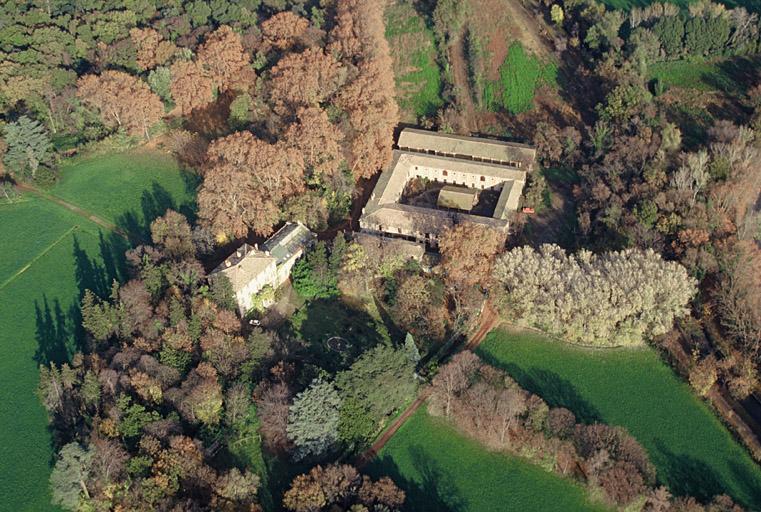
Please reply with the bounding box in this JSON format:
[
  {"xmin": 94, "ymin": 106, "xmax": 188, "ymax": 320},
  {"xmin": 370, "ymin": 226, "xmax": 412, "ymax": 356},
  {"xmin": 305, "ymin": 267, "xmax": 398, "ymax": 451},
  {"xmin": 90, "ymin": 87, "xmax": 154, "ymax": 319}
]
[{"xmin": 2, "ymin": 0, "xmax": 761, "ymax": 509}]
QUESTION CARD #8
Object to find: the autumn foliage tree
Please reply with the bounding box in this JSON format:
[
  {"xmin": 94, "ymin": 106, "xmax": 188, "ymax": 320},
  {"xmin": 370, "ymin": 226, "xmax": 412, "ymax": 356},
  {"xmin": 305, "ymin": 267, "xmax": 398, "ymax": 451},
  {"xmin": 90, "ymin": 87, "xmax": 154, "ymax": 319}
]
[
  {"xmin": 269, "ymin": 47, "xmax": 343, "ymax": 115},
  {"xmin": 197, "ymin": 25, "xmax": 255, "ymax": 93},
  {"xmin": 261, "ymin": 12, "xmax": 311, "ymax": 51},
  {"xmin": 329, "ymin": 0, "xmax": 399, "ymax": 180},
  {"xmin": 77, "ymin": 71, "xmax": 164, "ymax": 139},
  {"xmin": 283, "ymin": 464, "xmax": 404, "ymax": 512},
  {"xmin": 198, "ymin": 131, "xmax": 305, "ymax": 238},
  {"xmin": 129, "ymin": 28, "xmax": 176, "ymax": 71},
  {"xmin": 438, "ymin": 222, "xmax": 506, "ymax": 287},
  {"xmin": 170, "ymin": 60, "xmax": 215, "ymax": 116},
  {"xmin": 285, "ymin": 107, "xmax": 345, "ymax": 179}
]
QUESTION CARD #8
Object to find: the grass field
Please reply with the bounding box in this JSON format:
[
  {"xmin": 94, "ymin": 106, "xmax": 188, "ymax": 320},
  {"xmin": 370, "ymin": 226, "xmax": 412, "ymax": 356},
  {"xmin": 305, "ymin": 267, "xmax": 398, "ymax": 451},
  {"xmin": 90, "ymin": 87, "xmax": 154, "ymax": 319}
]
[
  {"xmin": 0, "ymin": 148, "xmax": 196, "ymax": 512},
  {"xmin": 385, "ymin": 1, "xmax": 444, "ymax": 120},
  {"xmin": 367, "ymin": 408, "xmax": 608, "ymax": 512},
  {"xmin": 54, "ymin": 149, "xmax": 198, "ymax": 242},
  {"xmin": 648, "ymin": 57, "xmax": 760, "ymax": 94},
  {"xmin": 477, "ymin": 329, "xmax": 761, "ymax": 509}
]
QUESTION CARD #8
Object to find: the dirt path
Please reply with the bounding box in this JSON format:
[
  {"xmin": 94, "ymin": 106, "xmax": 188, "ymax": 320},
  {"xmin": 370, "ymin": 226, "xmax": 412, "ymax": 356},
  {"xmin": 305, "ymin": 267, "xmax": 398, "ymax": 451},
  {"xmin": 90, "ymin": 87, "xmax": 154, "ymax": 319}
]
[
  {"xmin": 498, "ymin": 0, "xmax": 553, "ymax": 59},
  {"xmin": 16, "ymin": 182, "xmax": 130, "ymax": 241},
  {"xmin": 449, "ymin": 32, "xmax": 478, "ymax": 133},
  {"xmin": 355, "ymin": 302, "xmax": 499, "ymax": 468}
]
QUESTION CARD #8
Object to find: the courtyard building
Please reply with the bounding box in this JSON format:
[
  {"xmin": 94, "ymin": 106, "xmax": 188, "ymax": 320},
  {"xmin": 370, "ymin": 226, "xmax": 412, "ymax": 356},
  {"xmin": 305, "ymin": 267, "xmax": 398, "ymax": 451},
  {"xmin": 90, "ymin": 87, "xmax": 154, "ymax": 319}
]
[{"xmin": 359, "ymin": 128, "xmax": 536, "ymax": 245}]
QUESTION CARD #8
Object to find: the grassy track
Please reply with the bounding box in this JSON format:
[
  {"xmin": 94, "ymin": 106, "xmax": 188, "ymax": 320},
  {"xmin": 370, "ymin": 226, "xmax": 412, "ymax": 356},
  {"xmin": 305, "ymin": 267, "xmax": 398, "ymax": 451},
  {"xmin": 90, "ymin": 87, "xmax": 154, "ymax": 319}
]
[
  {"xmin": 0, "ymin": 197, "xmax": 85, "ymax": 283},
  {"xmin": 0, "ymin": 148, "xmax": 196, "ymax": 512},
  {"xmin": 477, "ymin": 329, "xmax": 761, "ymax": 508},
  {"xmin": 367, "ymin": 408, "xmax": 608, "ymax": 512},
  {"xmin": 385, "ymin": 2, "xmax": 444, "ymax": 120}
]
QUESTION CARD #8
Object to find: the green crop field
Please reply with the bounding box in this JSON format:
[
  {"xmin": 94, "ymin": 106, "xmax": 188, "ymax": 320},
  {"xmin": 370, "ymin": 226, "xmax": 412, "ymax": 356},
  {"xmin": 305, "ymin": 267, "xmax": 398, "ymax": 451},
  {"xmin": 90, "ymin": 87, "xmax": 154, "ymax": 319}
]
[
  {"xmin": 367, "ymin": 408, "xmax": 608, "ymax": 512},
  {"xmin": 0, "ymin": 148, "xmax": 196, "ymax": 512},
  {"xmin": 477, "ymin": 329, "xmax": 761, "ymax": 509},
  {"xmin": 385, "ymin": 1, "xmax": 444, "ymax": 120}
]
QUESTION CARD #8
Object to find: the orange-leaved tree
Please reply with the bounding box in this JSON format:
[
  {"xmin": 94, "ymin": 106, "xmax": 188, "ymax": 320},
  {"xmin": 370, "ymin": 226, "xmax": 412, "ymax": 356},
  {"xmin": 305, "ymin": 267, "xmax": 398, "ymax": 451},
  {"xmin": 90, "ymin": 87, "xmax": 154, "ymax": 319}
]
[
  {"xmin": 77, "ymin": 71, "xmax": 164, "ymax": 139},
  {"xmin": 198, "ymin": 131, "xmax": 305, "ymax": 239}
]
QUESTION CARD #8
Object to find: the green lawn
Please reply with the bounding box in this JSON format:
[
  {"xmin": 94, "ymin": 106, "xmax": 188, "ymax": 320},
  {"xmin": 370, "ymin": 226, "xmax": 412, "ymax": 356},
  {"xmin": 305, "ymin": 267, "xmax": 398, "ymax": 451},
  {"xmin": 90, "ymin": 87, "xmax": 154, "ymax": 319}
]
[
  {"xmin": 367, "ymin": 408, "xmax": 608, "ymax": 512},
  {"xmin": 385, "ymin": 1, "xmax": 444, "ymax": 120},
  {"xmin": 477, "ymin": 329, "xmax": 761, "ymax": 509},
  {"xmin": 0, "ymin": 196, "xmax": 82, "ymax": 285},
  {"xmin": 54, "ymin": 149, "xmax": 198, "ymax": 242},
  {"xmin": 648, "ymin": 57, "xmax": 760, "ymax": 94},
  {"xmin": 0, "ymin": 148, "xmax": 196, "ymax": 512}
]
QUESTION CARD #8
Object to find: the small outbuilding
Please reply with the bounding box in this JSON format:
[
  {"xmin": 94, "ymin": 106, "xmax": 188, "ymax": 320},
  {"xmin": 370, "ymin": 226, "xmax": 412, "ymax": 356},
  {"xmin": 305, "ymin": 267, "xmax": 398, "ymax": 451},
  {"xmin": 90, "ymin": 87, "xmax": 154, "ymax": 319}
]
[{"xmin": 437, "ymin": 185, "xmax": 478, "ymax": 211}]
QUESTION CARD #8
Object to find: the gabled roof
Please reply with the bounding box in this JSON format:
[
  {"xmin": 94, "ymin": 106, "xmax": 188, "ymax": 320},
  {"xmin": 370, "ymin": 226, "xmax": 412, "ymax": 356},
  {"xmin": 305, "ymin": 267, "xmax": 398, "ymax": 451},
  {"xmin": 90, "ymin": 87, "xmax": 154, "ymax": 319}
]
[
  {"xmin": 437, "ymin": 185, "xmax": 478, "ymax": 211},
  {"xmin": 398, "ymin": 128, "xmax": 536, "ymax": 171},
  {"xmin": 261, "ymin": 222, "xmax": 316, "ymax": 265},
  {"xmin": 210, "ymin": 244, "xmax": 276, "ymax": 292}
]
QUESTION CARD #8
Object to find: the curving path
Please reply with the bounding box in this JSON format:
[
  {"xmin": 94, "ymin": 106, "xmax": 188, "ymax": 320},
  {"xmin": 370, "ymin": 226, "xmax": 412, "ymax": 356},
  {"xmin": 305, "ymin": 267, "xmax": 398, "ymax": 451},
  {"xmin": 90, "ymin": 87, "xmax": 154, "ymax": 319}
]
[{"xmin": 356, "ymin": 302, "xmax": 499, "ymax": 467}]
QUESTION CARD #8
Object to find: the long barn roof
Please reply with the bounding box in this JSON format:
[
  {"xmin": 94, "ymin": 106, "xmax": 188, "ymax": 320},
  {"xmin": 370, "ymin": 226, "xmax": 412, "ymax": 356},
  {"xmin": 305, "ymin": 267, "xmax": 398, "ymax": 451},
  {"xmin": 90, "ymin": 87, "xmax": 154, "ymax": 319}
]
[{"xmin": 398, "ymin": 128, "xmax": 536, "ymax": 171}]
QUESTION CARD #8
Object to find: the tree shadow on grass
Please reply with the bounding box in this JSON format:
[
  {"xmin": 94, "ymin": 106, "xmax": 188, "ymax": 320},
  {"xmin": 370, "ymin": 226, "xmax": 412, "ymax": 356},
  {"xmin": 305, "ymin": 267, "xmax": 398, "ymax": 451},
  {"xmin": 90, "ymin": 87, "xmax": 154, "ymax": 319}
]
[
  {"xmin": 115, "ymin": 181, "xmax": 196, "ymax": 245},
  {"xmin": 702, "ymin": 55, "xmax": 761, "ymax": 96},
  {"xmin": 727, "ymin": 458, "xmax": 761, "ymax": 510},
  {"xmin": 280, "ymin": 298, "xmax": 390, "ymax": 374},
  {"xmin": 477, "ymin": 352, "xmax": 602, "ymax": 424},
  {"xmin": 34, "ymin": 232, "xmax": 128, "ymax": 367},
  {"xmin": 368, "ymin": 447, "xmax": 467, "ymax": 512},
  {"xmin": 651, "ymin": 438, "xmax": 725, "ymax": 503},
  {"xmin": 33, "ymin": 295, "xmax": 75, "ymax": 366}
]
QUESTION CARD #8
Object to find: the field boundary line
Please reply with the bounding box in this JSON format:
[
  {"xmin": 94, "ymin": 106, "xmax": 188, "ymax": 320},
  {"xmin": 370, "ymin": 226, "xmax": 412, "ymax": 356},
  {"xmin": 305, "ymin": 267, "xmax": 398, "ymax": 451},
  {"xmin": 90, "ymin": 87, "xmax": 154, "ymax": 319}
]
[
  {"xmin": 16, "ymin": 182, "xmax": 129, "ymax": 241},
  {"xmin": 0, "ymin": 225, "xmax": 79, "ymax": 291}
]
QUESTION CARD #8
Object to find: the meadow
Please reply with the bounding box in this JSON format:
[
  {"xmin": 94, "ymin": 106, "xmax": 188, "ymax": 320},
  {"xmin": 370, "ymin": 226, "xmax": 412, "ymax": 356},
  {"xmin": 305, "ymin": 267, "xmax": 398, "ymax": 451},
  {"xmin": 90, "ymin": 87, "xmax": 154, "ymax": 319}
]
[
  {"xmin": 648, "ymin": 56, "xmax": 760, "ymax": 94},
  {"xmin": 0, "ymin": 148, "xmax": 196, "ymax": 512},
  {"xmin": 477, "ymin": 329, "xmax": 761, "ymax": 509},
  {"xmin": 385, "ymin": 1, "xmax": 444, "ymax": 121},
  {"xmin": 367, "ymin": 407, "xmax": 609, "ymax": 512}
]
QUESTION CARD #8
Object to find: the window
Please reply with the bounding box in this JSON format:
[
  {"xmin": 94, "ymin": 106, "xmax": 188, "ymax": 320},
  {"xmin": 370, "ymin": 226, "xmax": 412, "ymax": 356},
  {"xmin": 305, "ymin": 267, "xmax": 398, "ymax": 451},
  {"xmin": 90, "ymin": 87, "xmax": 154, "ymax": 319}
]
[
  {"xmin": 442, "ymin": 170, "xmax": 448, "ymax": 176},
  {"xmin": 397, "ymin": 228, "xmax": 402, "ymax": 234},
  {"xmin": 480, "ymin": 176, "xmax": 485, "ymax": 182}
]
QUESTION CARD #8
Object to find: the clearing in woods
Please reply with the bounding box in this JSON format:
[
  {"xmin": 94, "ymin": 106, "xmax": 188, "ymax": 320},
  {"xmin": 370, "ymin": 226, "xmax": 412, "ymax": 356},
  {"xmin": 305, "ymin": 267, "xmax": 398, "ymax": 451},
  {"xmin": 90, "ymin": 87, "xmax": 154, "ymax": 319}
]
[{"xmin": 0, "ymin": 148, "xmax": 196, "ymax": 512}]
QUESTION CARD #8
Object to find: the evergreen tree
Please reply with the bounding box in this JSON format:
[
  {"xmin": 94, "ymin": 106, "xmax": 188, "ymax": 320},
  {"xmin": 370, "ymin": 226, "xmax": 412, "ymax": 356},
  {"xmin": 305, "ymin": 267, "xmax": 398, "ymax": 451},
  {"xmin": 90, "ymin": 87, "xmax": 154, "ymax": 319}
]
[
  {"xmin": 287, "ymin": 378, "xmax": 342, "ymax": 460},
  {"xmin": 2, "ymin": 116, "xmax": 54, "ymax": 180},
  {"xmin": 50, "ymin": 443, "xmax": 93, "ymax": 511}
]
